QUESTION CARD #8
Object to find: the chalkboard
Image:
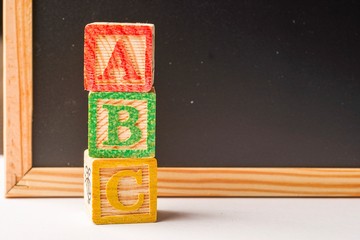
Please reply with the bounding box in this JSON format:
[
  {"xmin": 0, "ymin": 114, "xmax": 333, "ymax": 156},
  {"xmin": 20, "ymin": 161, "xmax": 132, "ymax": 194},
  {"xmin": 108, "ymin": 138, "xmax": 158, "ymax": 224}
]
[{"xmin": 33, "ymin": 1, "xmax": 360, "ymax": 168}]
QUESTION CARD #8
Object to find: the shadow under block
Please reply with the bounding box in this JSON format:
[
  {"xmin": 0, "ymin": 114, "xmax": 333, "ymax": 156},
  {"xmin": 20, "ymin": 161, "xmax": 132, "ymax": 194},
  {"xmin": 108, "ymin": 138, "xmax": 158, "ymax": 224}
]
[
  {"xmin": 88, "ymin": 91, "xmax": 156, "ymax": 158},
  {"xmin": 84, "ymin": 150, "xmax": 157, "ymax": 224},
  {"xmin": 84, "ymin": 22, "xmax": 154, "ymax": 92}
]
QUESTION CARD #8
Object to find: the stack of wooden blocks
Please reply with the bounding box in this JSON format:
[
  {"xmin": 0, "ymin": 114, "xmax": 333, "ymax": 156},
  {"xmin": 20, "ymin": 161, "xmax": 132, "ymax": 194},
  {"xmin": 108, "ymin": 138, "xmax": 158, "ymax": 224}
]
[{"xmin": 83, "ymin": 23, "xmax": 157, "ymax": 225}]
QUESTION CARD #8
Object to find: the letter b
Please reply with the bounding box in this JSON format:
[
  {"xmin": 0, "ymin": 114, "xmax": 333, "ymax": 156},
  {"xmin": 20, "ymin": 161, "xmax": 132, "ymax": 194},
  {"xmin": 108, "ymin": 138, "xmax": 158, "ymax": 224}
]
[
  {"xmin": 88, "ymin": 91, "xmax": 156, "ymax": 158},
  {"xmin": 102, "ymin": 104, "xmax": 142, "ymax": 147}
]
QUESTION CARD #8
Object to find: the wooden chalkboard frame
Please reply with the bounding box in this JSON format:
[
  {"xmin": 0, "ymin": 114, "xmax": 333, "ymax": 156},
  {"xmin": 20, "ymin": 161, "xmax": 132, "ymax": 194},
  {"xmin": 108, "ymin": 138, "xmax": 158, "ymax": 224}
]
[{"xmin": 4, "ymin": 0, "xmax": 360, "ymax": 197}]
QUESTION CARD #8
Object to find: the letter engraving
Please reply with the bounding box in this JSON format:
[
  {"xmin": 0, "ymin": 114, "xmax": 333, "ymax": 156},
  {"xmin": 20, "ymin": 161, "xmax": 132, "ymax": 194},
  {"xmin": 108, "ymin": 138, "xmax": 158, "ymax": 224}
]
[
  {"xmin": 106, "ymin": 169, "xmax": 144, "ymax": 211},
  {"xmin": 102, "ymin": 104, "xmax": 142, "ymax": 146},
  {"xmin": 98, "ymin": 38, "xmax": 141, "ymax": 82}
]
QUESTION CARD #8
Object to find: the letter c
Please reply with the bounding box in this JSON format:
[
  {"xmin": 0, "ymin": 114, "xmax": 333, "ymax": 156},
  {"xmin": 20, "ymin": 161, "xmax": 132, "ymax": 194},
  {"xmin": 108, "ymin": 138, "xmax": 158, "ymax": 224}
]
[{"xmin": 106, "ymin": 169, "xmax": 144, "ymax": 211}]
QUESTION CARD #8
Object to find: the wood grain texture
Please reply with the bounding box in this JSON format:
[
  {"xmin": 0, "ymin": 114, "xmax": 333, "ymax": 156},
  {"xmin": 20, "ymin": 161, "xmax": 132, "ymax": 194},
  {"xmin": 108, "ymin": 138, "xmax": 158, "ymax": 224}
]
[
  {"xmin": 6, "ymin": 167, "xmax": 360, "ymax": 197},
  {"xmin": 84, "ymin": 23, "xmax": 154, "ymax": 92},
  {"xmin": 88, "ymin": 91, "xmax": 156, "ymax": 158},
  {"xmin": 84, "ymin": 151, "xmax": 157, "ymax": 224},
  {"xmin": 4, "ymin": 0, "xmax": 33, "ymax": 194}
]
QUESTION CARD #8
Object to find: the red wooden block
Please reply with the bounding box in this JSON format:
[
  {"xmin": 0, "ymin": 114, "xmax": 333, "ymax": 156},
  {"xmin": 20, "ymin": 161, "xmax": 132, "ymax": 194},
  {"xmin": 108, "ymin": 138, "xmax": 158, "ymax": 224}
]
[{"xmin": 84, "ymin": 23, "xmax": 154, "ymax": 92}]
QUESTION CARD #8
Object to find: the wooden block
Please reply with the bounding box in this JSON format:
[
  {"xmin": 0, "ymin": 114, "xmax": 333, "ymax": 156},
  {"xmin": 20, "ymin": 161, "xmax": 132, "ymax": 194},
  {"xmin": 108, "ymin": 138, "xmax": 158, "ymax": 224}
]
[
  {"xmin": 84, "ymin": 150, "xmax": 157, "ymax": 224},
  {"xmin": 88, "ymin": 90, "xmax": 156, "ymax": 158},
  {"xmin": 84, "ymin": 22, "xmax": 154, "ymax": 92}
]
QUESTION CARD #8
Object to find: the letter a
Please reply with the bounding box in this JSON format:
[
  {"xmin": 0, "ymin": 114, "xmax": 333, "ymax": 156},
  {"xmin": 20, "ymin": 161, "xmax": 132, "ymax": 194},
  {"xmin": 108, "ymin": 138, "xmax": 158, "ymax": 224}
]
[{"xmin": 98, "ymin": 38, "xmax": 142, "ymax": 82}]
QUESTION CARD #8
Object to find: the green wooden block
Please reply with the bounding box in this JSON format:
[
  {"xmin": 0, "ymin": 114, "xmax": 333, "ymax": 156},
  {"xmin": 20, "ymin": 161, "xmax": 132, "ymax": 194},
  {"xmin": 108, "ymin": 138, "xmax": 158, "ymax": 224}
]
[{"xmin": 88, "ymin": 91, "xmax": 156, "ymax": 158}]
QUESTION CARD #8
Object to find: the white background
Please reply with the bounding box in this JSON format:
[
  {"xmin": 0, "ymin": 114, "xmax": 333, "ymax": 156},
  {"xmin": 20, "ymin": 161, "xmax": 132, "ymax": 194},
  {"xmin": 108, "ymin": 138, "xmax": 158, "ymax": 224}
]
[{"xmin": 1, "ymin": 157, "xmax": 359, "ymax": 240}]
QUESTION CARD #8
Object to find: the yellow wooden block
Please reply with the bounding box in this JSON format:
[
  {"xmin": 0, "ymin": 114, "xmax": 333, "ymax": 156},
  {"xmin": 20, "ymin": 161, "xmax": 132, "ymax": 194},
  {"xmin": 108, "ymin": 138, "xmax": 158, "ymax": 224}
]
[{"xmin": 84, "ymin": 150, "xmax": 157, "ymax": 224}]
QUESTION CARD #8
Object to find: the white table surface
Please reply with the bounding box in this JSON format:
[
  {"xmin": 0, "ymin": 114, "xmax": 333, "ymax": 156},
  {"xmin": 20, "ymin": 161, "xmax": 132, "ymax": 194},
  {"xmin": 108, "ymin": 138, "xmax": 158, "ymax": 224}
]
[{"xmin": 1, "ymin": 157, "xmax": 359, "ymax": 240}]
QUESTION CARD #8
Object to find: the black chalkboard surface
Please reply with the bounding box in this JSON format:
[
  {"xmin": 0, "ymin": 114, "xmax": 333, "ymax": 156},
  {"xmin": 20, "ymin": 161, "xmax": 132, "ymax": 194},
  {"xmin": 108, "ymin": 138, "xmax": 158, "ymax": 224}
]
[{"xmin": 33, "ymin": 1, "xmax": 360, "ymax": 168}]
